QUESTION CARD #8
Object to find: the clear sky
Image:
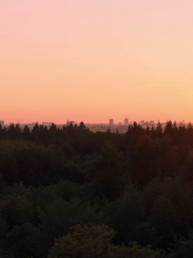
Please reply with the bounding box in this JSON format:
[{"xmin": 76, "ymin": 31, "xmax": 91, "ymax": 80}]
[{"xmin": 1, "ymin": 0, "xmax": 193, "ymax": 124}]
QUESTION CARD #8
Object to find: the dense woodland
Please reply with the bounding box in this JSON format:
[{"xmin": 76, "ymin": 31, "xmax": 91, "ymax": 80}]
[{"xmin": 1, "ymin": 121, "xmax": 193, "ymax": 257}]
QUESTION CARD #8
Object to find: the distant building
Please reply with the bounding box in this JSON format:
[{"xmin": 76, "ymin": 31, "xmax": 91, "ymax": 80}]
[
  {"xmin": 0, "ymin": 121, "xmax": 4, "ymax": 127},
  {"xmin": 124, "ymin": 118, "xmax": 128, "ymax": 125},
  {"xmin": 109, "ymin": 119, "xmax": 114, "ymax": 126}
]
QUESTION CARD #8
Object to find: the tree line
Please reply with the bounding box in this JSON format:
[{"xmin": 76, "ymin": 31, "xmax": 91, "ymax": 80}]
[{"xmin": 0, "ymin": 121, "xmax": 193, "ymax": 257}]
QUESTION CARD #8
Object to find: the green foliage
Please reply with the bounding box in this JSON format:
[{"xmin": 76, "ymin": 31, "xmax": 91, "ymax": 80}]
[
  {"xmin": 39, "ymin": 198, "xmax": 103, "ymax": 238},
  {"xmin": 104, "ymin": 186, "xmax": 145, "ymax": 243},
  {"xmin": 0, "ymin": 183, "xmax": 35, "ymax": 229},
  {"xmin": 48, "ymin": 224, "xmax": 164, "ymax": 258},
  {"xmin": 0, "ymin": 122, "xmax": 193, "ymax": 256},
  {"xmin": 84, "ymin": 141, "xmax": 126, "ymax": 200},
  {"xmin": 171, "ymin": 230, "xmax": 193, "ymax": 258},
  {"xmin": 48, "ymin": 224, "xmax": 115, "ymax": 258}
]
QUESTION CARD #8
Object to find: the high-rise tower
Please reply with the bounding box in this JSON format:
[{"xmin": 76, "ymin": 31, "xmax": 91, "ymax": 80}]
[
  {"xmin": 109, "ymin": 119, "xmax": 114, "ymax": 126},
  {"xmin": 124, "ymin": 118, "xmax": 128, "ymax": 125}
]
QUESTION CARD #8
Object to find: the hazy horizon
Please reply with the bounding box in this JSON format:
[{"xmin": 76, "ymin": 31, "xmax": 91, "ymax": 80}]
[
  {"xmin": 0, "ymin": 118, "xmax": 189, "ymax": 125},
  {"xmin": 1, "ymin": 0, "xmax": 193, "ymax": 123}
]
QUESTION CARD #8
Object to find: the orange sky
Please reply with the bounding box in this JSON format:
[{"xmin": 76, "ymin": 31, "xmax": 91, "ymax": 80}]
[{"xmin": 1, "ymin": 0, "xmax": 193, "ymax": 124}]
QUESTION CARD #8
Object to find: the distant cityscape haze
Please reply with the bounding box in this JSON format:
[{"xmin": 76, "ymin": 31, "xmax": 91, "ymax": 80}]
[{"xmin": 0, "ymin": 118, "xmax": 188, "ymax": 134}]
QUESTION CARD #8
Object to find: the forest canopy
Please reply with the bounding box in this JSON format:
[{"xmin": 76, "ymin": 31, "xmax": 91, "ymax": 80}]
[{"xmin": 0, "ymin": 121, "xmax": 193, "ymax": 257}]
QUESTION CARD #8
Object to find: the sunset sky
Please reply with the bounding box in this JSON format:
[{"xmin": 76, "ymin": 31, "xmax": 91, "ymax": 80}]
[{"xmin": 1, "ymin": 0, "xmax": 193, "ymax": 124}]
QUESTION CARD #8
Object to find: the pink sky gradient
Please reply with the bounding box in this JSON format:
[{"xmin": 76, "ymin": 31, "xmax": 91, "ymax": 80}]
[{"xmin": 1, "ymin": 0, "xmax": 193, "ymax": 124}]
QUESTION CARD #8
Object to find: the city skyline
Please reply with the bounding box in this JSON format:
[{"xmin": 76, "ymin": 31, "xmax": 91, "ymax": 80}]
[
  {"xmin": 0, "ymin": 115, "xmax": 190, "ymax": 125},
  {"xmin": 0, "ymin": 117, "xmax": 188, "ymax": 126}
]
